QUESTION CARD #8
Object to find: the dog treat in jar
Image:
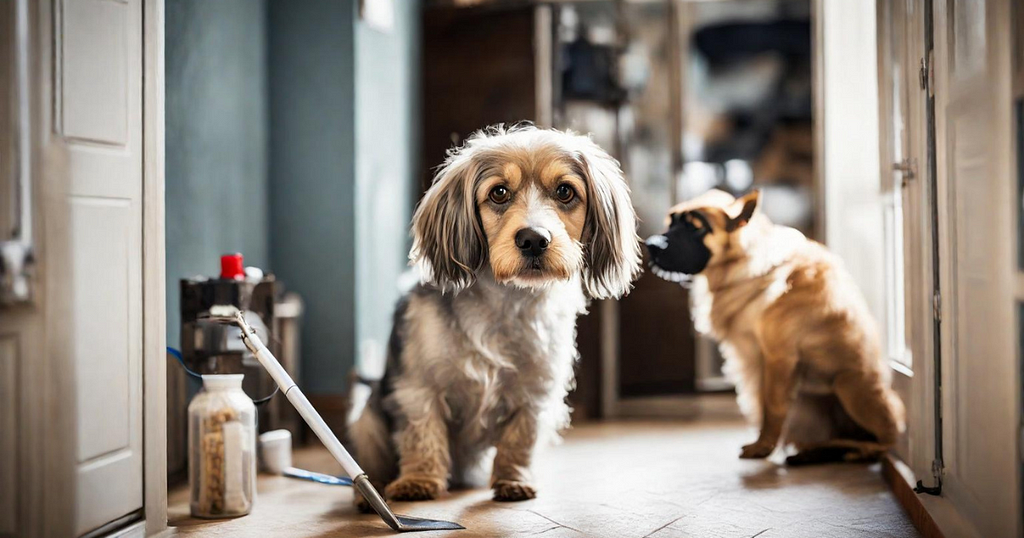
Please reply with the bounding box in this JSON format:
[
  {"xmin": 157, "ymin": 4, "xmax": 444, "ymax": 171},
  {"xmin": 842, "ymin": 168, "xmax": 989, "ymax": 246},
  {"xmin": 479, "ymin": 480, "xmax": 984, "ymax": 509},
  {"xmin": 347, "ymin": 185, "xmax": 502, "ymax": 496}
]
[{"xmin": 189, "ymin": 374, "xmax": 256, "ymax": 518}]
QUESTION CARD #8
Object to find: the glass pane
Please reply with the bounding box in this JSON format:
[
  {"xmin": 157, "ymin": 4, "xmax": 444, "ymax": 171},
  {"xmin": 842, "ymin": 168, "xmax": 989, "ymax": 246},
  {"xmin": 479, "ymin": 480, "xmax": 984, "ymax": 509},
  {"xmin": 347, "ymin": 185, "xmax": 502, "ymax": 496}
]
[
  {"xmin": 555, "ymin": 1, "xmax": 674, "ymax": 238},
  {"xmin": 618, "ymin": 1, "xmax": 673, "ymax": 238},
  {"xmin": 681, "ymin": 0, "xmax": 815, "ymax": 237}
]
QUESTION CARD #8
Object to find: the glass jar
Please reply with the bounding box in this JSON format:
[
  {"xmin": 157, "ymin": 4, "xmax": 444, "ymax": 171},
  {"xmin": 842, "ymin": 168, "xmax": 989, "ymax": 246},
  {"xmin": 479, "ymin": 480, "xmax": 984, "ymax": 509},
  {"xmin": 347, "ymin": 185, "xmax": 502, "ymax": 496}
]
[{"xmin": 189, "ymin": 374, "xmax": 256, "ymax": 518}]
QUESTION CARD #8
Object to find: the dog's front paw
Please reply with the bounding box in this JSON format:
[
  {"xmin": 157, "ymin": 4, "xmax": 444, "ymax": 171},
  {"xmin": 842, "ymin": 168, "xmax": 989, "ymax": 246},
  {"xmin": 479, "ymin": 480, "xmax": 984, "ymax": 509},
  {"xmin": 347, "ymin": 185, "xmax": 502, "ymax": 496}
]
[
  {"xmin": 740, "ymin": 440, "xmax": 775, "ymax": 459},
  {"xmin": 492, "ymin": 480, "xmax": 537, "ymax": 502},
  {"xmin": 385, "ymin": 476, "xmax": 445, "ymax": 501}
]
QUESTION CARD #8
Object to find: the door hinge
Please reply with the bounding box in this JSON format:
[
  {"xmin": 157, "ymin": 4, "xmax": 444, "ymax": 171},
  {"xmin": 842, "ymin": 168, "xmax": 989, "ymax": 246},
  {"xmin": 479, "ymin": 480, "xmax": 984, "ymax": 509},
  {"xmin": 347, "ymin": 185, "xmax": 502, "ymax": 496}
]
[
  {"xmin": 919, "ymin": 52, "xmax": 934, "ymax": 96},
  {"xmin": 932, "ymin": 292, "xmax": 942, "ymax": 322},
  {"xmin": 894, "ymin": 158, "xmax": 917, "ymax": 186},
  {"xmin": 914, "ymin": 459, "xmax": 944, "ymax": 496}
]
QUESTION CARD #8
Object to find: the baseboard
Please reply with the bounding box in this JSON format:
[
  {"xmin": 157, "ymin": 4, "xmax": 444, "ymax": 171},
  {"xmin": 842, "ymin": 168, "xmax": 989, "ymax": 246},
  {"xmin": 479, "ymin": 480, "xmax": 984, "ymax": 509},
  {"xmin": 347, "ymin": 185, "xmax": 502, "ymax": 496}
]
[
  {"xmin": 610, "ymin": 393, "xmax": 744, "ymax": 420},
  {"xmin": 881, "ymin": 454, "xmax": 945, "ymax": 538}
]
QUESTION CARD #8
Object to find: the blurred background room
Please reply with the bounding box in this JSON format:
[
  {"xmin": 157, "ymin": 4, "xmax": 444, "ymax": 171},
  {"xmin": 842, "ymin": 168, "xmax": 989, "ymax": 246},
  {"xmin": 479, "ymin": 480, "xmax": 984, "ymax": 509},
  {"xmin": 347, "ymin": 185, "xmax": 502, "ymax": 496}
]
[{"xmin": 2, "ymin": 0, "xmax": 1022, "ymax": 537}]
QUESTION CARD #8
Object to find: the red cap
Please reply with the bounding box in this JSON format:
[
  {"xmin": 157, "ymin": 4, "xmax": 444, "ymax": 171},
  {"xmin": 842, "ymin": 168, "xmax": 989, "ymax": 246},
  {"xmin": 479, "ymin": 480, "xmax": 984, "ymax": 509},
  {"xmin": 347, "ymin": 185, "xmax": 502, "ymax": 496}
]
[{"xmin": 220, "ymin": 253, "xmax": 245, "ymax": 280}]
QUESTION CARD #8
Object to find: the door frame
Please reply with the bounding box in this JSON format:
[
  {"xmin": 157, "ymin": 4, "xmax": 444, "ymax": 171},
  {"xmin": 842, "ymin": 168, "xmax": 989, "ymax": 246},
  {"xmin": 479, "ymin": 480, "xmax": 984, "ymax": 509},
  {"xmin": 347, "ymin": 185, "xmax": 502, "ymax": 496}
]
[
  {"xmin": 875, "ymin": 0, "xmax": 940, "ymax": 491},
  {"xmin": 142, "ymin": 0, "xmax": 167, "ymax": 535}
]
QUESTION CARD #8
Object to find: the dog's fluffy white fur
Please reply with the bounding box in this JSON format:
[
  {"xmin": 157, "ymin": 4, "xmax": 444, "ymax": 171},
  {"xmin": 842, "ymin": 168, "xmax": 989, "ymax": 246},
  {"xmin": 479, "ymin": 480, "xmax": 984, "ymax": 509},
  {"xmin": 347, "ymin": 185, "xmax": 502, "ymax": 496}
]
[{"xmin": 348, "ymin": 125, "xmax": 640, "ymax": 505}]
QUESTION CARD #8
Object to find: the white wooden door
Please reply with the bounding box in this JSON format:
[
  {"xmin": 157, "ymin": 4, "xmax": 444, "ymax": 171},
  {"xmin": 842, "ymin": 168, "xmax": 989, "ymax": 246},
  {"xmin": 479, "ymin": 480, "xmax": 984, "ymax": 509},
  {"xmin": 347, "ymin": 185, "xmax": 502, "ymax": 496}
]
[
  {"xmin": 933, "ymin": 0, "xmax": 1019, "ymax": 535},
  {"xmin": 1, "ymin": 1, "xmax": 148, "ymax": 535},
  {"xmin": 58, "ymin": 0, "xmax": 146, "ymax": 534}
]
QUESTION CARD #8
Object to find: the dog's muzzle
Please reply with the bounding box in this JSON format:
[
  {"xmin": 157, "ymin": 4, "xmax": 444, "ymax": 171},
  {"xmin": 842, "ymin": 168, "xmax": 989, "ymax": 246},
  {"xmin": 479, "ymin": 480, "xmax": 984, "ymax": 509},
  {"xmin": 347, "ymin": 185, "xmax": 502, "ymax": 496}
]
[{"xmin": 645, "ymin": 226, "xmax": 711, "ymax": 283}]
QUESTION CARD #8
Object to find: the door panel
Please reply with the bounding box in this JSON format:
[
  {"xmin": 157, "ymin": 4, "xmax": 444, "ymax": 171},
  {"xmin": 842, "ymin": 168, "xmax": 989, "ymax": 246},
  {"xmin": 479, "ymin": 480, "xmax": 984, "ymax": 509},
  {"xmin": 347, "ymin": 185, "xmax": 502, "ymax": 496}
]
[
  {"xmin": 57, "ymin": 0, "xmax": 145, "ymax": 534},
  {"xmin": 934, "ymin": 0, "xmax": 1019, "ymax": 535},
  {"xmin": 71, "ymin": 199, "xmax": 135, "ymax": 462},
  {"xmin": 948, "ymin": 106, "xmax": 1004, "ymax": 502},
  {"xmin": 61, "ymin": 0, "xmax": 130, "ymax": 146}
]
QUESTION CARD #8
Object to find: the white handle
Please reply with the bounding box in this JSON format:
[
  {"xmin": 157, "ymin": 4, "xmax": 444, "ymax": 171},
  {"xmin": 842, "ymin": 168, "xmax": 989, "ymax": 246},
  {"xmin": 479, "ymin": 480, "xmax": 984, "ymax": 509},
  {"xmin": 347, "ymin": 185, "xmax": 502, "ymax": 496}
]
[{"xmin": 237, "ymin": 313, "xmax": 364, "ymax": 479}]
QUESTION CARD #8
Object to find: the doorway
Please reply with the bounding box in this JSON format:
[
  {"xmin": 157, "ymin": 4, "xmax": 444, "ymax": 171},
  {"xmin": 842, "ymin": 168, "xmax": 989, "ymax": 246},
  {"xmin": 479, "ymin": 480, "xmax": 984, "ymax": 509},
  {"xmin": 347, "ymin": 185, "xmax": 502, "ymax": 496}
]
[{"xmin": 552, "ymin": 0, "xmax": 816, "ymax": 416}]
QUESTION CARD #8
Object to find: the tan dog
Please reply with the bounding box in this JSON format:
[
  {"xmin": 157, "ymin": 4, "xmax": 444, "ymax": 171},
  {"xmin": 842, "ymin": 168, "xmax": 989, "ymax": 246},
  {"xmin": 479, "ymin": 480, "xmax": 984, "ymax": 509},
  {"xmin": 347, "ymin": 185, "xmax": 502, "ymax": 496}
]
[{"xmin": 645, "ymin": 189, "xmax": 905, "ymax": 462}]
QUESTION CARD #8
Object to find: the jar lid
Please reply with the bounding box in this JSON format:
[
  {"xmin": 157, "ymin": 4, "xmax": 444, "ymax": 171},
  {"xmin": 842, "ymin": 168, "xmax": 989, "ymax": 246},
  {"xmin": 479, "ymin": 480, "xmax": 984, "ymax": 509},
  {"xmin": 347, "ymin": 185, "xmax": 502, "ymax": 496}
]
[
  {"xmin": 259, "ymin": 429, "xmax": 292, "ymax": 444},
  {"xmin": 201, "ymin": 373, "xmax": 244, "ymax": 390}
]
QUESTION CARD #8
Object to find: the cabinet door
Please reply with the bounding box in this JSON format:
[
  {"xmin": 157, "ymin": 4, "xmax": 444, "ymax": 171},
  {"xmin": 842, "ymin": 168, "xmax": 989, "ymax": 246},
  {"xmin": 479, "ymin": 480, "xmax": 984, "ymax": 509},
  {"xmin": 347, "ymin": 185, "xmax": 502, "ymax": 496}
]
[{"xmin": 56, "ymin": 0, "xmax": 145, "ymax": 534}]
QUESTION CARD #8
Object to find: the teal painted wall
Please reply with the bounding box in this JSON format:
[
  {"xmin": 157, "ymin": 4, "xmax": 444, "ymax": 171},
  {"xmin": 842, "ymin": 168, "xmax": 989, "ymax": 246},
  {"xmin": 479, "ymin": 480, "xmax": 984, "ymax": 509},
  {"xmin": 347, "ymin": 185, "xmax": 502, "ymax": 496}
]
[
  {"xmin": 166, "ymin": 0, "xmax": 420, "ymax": 395},
  {"xmin": 268, "ymin": 0, "xmax": 357, "ymax": 394},
  {"xmin": 165, "ymin": 0, "xmax": 269, "ymax": 350}
]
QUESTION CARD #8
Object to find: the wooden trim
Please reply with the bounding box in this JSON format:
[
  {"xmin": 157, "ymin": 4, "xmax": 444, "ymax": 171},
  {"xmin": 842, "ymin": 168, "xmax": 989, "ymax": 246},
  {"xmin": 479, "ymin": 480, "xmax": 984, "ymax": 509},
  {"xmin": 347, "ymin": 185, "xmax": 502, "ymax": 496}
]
[
  {"xmin": 599, "ymin": 299, "xmax": 618, "ymax": 418},
  {"xmin": 532, "ymin": 4, "xmax": 552, "ymax": 128},
  {"xmin": 881, "ymin": 455, "xmax": 945, "ymax": 538},
  {"xmin": 35, "ymin": 0, "xmax": 77, "ymax": 535},
  {"xmin": 141, "ymin": 0, "xmax": 167, "ymax": 535},
  {"xmin": 810, "ymin": 0, "xmax": 826, "ymax": 243},
  {"xmin": 613, "ymin": 393, "xmax": 742, "ymax": 420}
]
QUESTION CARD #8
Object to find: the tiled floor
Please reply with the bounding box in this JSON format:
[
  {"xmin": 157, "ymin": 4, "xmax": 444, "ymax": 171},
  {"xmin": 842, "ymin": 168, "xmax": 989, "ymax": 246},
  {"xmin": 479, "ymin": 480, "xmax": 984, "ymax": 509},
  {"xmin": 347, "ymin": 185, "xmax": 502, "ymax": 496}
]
[{"xmin": 168, "ymin": 419, "xmax": 919, "ymax": 538}]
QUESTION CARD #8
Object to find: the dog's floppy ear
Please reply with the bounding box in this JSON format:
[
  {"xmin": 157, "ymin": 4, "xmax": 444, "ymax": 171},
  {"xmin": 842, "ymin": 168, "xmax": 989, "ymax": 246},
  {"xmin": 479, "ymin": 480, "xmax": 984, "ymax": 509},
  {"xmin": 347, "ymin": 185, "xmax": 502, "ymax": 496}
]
[
  {"xmin": 410, "ymin": 146, "xmax": 486, "ymax": 293},
  {"xmin": 727, "ymin": 190, "xmax": 761, "ymax": 231},
  {"xmin": 575, "ymin": 136, "xmax": 642, "ymax": 299}
]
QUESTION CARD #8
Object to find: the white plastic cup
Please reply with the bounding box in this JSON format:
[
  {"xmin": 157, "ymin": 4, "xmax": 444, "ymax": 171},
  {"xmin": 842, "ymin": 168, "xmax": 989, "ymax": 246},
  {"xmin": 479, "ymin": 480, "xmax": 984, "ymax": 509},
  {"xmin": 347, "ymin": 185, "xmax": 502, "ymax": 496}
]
[{"xmin": 259, "ymin": 429, "xmax": 292, "ymax": 475}]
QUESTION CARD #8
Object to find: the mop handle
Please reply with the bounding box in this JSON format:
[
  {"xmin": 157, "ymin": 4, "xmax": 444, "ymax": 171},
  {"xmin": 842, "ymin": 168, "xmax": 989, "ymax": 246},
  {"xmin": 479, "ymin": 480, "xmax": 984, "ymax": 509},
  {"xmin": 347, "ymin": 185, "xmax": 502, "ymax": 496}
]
[{"xmin": 236, "ymin": 312, "xmax": 365, "ymax": 480}]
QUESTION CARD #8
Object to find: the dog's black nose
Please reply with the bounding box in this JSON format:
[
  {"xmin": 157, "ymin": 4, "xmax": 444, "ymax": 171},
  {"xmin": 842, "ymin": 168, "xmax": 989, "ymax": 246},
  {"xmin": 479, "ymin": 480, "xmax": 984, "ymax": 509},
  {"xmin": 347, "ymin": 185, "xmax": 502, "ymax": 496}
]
[{"xmin": 515, "ymin": 228, "xmax": 550, "ymax": 257}]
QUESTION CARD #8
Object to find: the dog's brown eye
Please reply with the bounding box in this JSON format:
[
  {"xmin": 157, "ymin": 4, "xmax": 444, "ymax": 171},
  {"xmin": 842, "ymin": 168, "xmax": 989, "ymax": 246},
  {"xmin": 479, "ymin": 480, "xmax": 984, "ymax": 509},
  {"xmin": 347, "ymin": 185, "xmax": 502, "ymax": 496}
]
[
  {"xmin": 489, "ymin": 185, "xmax": 511, "ymax": 204},
  {"xmin": 555, "ymin": 184, "xmax": 575, "ymax": 203}
]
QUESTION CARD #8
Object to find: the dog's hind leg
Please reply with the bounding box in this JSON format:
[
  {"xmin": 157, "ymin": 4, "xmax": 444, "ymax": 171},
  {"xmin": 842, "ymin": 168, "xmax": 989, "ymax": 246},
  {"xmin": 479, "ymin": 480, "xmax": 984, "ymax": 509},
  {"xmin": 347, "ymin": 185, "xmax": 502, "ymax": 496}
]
[
  {"xmin": 828, "ymin": 370, "xmax": 906, "ymax": 460},
  {"xmin": 348, "ymin": 401, "xmax": 398, "ymax": 512}
]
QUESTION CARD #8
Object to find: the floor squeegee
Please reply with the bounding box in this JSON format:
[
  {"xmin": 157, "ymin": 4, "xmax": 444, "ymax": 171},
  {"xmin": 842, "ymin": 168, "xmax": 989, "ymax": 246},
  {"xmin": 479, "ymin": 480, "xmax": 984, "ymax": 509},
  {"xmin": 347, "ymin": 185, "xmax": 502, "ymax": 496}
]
[{"xmin": 204, "ymin": 306, "xmax": 464, "ymax": 533}]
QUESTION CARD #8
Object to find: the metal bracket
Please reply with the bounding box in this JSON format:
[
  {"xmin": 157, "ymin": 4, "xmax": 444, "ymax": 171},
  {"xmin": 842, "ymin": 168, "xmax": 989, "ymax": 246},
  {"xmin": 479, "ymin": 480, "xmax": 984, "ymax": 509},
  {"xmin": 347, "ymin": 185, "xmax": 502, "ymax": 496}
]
[
  {"xmin": 913, "ymin": 458, "xmax": 944, "ymax": 496},
  {"xmin": 914, "ymin": 480, "xmax": 941, "ymax": 495},
  {"xmin": 0, "ymin": 241, "xmax": 34, "ymax": 305},
  {"xmin": 919, "ymin": 53, "xmax": 934, "ymax": 96},
  {"xmin": 919, "ymin": 57, "xmax": 928, "ymax": 91},
  {"xmin": 932, "ymin": 292, "xmax": 942, "ymax": 323}
]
